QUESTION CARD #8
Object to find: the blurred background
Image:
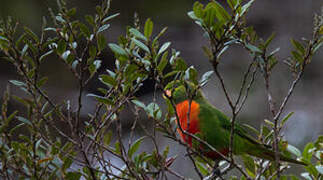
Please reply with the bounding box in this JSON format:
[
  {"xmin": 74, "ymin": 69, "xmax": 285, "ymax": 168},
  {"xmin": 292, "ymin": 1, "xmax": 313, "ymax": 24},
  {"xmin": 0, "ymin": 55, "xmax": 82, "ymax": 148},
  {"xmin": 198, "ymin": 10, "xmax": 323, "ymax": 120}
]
[{"xmin": 0, "ymin": 0, "xmax": 322, "ymax": 178}]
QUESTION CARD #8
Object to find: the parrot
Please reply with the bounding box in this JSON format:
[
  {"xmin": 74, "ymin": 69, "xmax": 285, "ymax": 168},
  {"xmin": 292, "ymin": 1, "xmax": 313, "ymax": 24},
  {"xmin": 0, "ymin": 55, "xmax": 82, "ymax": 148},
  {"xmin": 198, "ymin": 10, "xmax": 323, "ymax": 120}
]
[{"xmin": 166, "ymin": 84, "xmax": 307, "ymax": 166}]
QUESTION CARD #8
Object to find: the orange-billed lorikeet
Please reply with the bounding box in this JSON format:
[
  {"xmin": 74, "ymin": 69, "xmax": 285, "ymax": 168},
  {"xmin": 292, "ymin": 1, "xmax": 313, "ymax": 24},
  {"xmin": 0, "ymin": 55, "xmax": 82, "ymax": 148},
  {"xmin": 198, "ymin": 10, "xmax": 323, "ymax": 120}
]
[{"xmin": 166, "ymin": 85, "xmax": 306, "ymax": 166}]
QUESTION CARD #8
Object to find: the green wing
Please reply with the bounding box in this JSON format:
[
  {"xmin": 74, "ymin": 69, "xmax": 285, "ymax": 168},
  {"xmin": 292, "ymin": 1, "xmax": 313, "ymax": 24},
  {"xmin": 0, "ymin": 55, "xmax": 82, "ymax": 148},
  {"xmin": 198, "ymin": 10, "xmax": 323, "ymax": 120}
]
[{"xmin": 218, "ymin": 115, "xmax": 271, "ymax": 148}]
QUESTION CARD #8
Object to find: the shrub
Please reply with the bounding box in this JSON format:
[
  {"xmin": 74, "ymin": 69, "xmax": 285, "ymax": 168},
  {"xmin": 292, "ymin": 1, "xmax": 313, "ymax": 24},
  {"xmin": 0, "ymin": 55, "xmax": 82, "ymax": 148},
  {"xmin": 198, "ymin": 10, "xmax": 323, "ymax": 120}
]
[{"xmin": 0, "ymin": 0, "xmax": 322, "ymax": 179}]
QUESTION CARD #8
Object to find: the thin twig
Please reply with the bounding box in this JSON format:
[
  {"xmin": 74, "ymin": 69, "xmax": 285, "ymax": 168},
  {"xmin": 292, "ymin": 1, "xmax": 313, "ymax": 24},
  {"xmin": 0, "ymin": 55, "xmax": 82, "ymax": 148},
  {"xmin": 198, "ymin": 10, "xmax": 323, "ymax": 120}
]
[
  {"xmin": 236, "ymin": 66, "xmax": 258, "ymax": 114},
  {"xmin": 213, "ymin": 68, "xmax": 235, "ymax": 110},
  {"xmin": 213, "ymin": 66, "xmax": 237, "ymax": 164},
  {"xmin": 187, "ymin": 148, "xmax": 204, "ymax": 179},
  {"xmin": 235, "ymin": 59, "xmax": 255, "ymax": 107}
]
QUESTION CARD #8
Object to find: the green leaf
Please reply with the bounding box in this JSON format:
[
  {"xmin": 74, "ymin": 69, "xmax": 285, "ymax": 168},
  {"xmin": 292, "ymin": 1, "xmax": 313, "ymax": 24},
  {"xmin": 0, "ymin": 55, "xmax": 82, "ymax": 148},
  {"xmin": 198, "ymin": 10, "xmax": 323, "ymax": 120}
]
[
  {"xmin": 291, "ymin": 39, "xmax": 305, "ymax": 55},
  {"xmin": 165, "ymin": 71, "xmax": 180, "ymax": 78},
  {"xmin": 61, "ymin": 50, "xmax": 71, "ymax": 61},
  {"xmin": 39, "ymin": 50, "xmax": 54, "ymax": 62},
  {"xmin": 62, "ymin": 142, "xmax": 73, "ymax": 153},
  {"xmin": 229, "ymin": 176, "xmax": 239, "ymax": 180},
  {"xmin": 43, "ymin": 27, "xmax": 56, "ymax": 32},
  {"xmin": 174, "ymin": 58, "xmax": 187, "ymax": 71},
  {"xmin": 114, "ymin": 141, "xmax": 121, "ymax": 155},
  {"xmin": 56, "ymin": 15, "xmax": 66, "ymax": 23},
  {"xmin": 24, "ymin": 27, "xmax": 39, "ymax": 43},
  {"xmin": 305, "ymin": 164, "xmax": 319, "ymax": 177},
  {"xmin": 210, "ymin": 1, "xmax": 231, "ymax": 23},
  {"xmin": 97, "ymin": 34, "xmax": 107, "ymax": 52},
  {"xmin": 71, "ymin": 41, "xmax": 77, "ymax": 49},
  {"xmin": 65, "ymin": 172, "xmax": 82, "ymax": 180},
  {"xmin": 196, "ymin": 161, "xmax": 208, "ymax": 176},
  {"xmin": 280, "ymin": 176, "xmax": 288, "ymax": 180},
  {"xmin": 163, "ymin": 146, "xmax": 170, "ymax": 158},
  {"xmin": 281, "ymin": 112, "xmax": 294, "ymax": 126},
  {"xmin": 65, "ymin": 53, "xmax": 75, "ymax": 64},
  {"xmin": 203, "ymin": 4, "xmax": 217, "ymax": 27},
  {"xmin": 316, "ymin": 165, "xmax": 323, "ymax": 174},
  {"xmin": 62, "ymin": 157, "xmax": 73, "ymax": 171},
  {"xmin": 89, "ymin": 60, "xmax": 100, "ymax": 76},
  {"xmin": 158, "ymin": 42, "xmax": 171, "ymax": 55},
  {"xmin": 106, "ymin": 69, "xmax": 116, "ymax": 78},
  {"xmin": 56, "ymin": 39, "xmax": 67, "ymax": 55},
  {"xmin": 37, "ymin": 77, "xmax": 48, "ymax": 87},
  {"xmin": 291, "ymin": 50, "xmax": 303, "ymax": 62},
  {"xmin": 289, "ymin": 175, "xmax": 300, "ymax": 180},
  {"xmin": 264, "ymin": 32, "xmax": 276, "ymax": 48},
  {"xmin": 187, "ymin": 11, "xmax": 199, "ymax": 21},
  {"xmin": 313, "ymin": 41, "xmax": 323, "ymax": 53},
  {"xmin": 199, "ymin": 70, "xmax": 214, "ymax": 86},
  {"xmin": 128, "ymin": 137, "xmax": 145, "ymax": 158},
  {"xmin": 35, "ymin": 139, "xmax": 42, "ymax": 151},
  {"xmin": 131, "ymin": 100, "xmax": 146, "ymax": 109},
  {"xmin": 240, "ymin": 176, "xmax": 247, "ymax": 180},
  {"xmin": 157, "ymin": 51, "xmax": 168, "ymax": 73},
  {"xmin": 240, "ymin": 0, "xmax": 255, "ymax": 16},
  {"xmin": 227, "ymin": 0, "xmax": 239, "ymax": 10},
  {"xmin": 8, "ymin": 111, "xmax": 18, "ymax": 122},
  {"xmin": 85, "ymin": 15, "xmax": 95, "ymax": 26},
  {"xmin": 153, "ymin": 27, "xmax": 168, "ymax": 44},
  {"xmin": 264, "ymin": 119, "xmax": 274, "ymax": 127},
  {"xmin": 146, "ymin": 103, "xmax": 162, "ymax": 120},
  {"xmin": 242, "ymin": 155, "xmax": 255, "ymax": 178},
  {"xmin": 287, "ymin": 144, "xmax": 301, "ymax": 157},
  {"xmin": 124, "ymin": 64, "xmax": 138, "ymax": 78},
  {"xmin": 260, "ymin": 124, "xmax": 270, "ymax": 137},
  {"xmin": 185, "ymin": 66, "xmax": 198, "ymax": 84},
  {"xmin": 16, "ymin": 116, "xmax": 32, "ymax": 126},
  {"xmin": 108, "ymin": 43, "xmax": 128, "ymax": 57},
  {"xmin": 93, "ymin": 60, "xmax": 101, "ymax": 70},
  {"xmin": 0, "ymin": 36, "xmax": 9, "ymax": 42},
  {"xmin": 193, "ymin": 1, "xmax": 204, "ymax": 18},
  {"xmin": 302, "ymin": 142, "xmax": 314, "ymax": 163},
  {"xmin": 99, "ymin": 74, "xmax": 117, "ymax": 87},
  {"xmin": 102, "ymin": 13, "xmax": 120, "ymax": 24},
  {"xmin": 12, "ymin": 95, "xmax": 29, "ymax": 107},
  {"xmin": 164, "ymin": 80, "xmax": 180, "ymax": 90},
  {"xmin": 132, "ymin": 38, "xmax": 150, "ymax": 53},
  {"xmin": 246, "ymin": 43, "xmax": 262, "ymax": 53},
  {"xmin": 314, "ymin": 150, "xmax": 322, "ymax": 160},
  {"xmin": 25, "ymin": 40, "xmax": 37, "ymax": 55},
  {"xmin": 79, "ymin": 23, "xmax": 91, "ymax": 38},
  {"xmin": 241, "ymin": 123, "xmax": 259, "ymax": 136},
  {"xmin": 89, "ymin": 45, "xmax": 97, "ymax": 58},
  {"xmin": 268, "ymin": 47, "xmax": 280, "ymax": 57},
  {"xmin": 9, "ymin": 80, "xmax": 26, "ymax": 87},
  {"xmin": 97, "ymin": 24, "xmax": 110, "ymax": 33},
  {"xmin": 129, "ymin": 28, "xmax": 147, "ymax": 42},
  {"xmin": 103, "ymin": 131, "xmax": 113, "ymax": 146},
  {"xmin": 144, "ymin": 18, "xmax": 154, "ymax": 39}
]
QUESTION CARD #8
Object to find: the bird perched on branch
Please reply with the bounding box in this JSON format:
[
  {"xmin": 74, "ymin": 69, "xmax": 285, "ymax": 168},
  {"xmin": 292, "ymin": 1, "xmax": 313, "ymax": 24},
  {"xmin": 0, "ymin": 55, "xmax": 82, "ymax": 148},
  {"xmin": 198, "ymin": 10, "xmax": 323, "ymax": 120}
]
[{"xmin": 165, "ymin": 84, "xmax": 307, "ymax": 166}]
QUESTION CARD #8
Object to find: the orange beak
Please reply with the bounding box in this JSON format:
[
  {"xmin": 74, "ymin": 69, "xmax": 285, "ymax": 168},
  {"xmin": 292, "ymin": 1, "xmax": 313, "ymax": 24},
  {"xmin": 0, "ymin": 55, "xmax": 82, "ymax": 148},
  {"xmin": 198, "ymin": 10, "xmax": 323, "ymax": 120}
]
[{"xmin": 165, "ymin": 90, "xmax": 172, "ymax": 97}]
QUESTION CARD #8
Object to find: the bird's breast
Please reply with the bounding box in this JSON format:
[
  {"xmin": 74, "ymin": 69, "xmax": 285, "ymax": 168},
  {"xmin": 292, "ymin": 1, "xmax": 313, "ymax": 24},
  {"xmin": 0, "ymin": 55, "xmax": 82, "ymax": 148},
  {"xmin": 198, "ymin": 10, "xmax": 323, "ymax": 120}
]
[{"xmin": 175, "ymin": 100, "xmax": 200, "ymax": 146}]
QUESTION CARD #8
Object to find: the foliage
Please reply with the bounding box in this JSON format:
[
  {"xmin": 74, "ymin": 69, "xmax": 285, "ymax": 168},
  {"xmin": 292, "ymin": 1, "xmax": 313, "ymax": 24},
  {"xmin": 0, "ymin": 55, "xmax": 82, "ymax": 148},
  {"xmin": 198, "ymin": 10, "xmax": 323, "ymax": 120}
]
[{"xmin": 0, "ymin": 0, "xmax": 322, "ymax": 179}]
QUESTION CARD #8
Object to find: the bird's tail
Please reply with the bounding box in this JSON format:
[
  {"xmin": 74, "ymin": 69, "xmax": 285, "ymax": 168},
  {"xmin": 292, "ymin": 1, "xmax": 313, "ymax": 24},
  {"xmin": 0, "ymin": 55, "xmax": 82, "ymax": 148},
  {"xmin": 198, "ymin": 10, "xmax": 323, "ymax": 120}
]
[{"xmin": 248, "ymin": 145, "xmax": 307, "ymax": 166}]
